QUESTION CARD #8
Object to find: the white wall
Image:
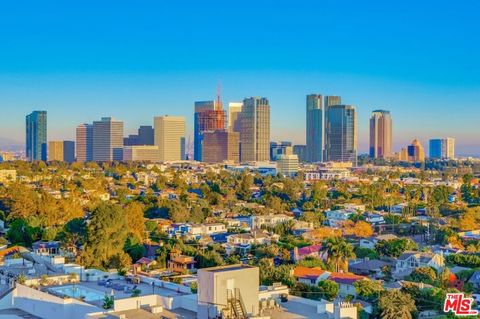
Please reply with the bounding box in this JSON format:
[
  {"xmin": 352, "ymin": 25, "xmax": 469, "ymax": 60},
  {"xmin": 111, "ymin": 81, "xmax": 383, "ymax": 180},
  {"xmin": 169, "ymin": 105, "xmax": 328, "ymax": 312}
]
[
  {"xmin": 175, "ymin": 294, "xmax": 198, "ymax": 313},
  {"xmin": 138, "ymin": 275, "xmax": 191, "ymax": 294},
  {"xmin": 13, "ymin": 284, "xmax": 102, "ymax": 319},
  {"xmin": 0, "ymin": 289, "xmax": 14, "ymax": 310},
  {"xmin": 113, "ymin": 295, "xmax": 160, "ymax": 312}
]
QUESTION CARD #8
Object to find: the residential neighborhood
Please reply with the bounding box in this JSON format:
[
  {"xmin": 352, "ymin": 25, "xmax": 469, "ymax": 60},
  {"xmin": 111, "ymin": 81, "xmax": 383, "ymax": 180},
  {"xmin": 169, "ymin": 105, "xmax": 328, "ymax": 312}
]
[{"xmin": 0, "ymin": 159, "xmax": 478, "ymax": 318}]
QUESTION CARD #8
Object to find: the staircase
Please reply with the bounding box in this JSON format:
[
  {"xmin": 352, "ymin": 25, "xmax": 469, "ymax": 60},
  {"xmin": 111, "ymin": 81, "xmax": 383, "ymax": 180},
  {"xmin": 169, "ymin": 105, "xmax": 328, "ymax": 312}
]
[{"xmin": 227, "ymin": 288, "xmax": 247, "ymax": 319}]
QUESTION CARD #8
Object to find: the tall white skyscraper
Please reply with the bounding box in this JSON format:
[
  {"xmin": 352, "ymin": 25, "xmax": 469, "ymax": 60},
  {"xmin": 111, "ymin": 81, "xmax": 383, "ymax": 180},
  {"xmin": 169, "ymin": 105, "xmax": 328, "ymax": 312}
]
[
  {"xmin": 92, "ymin": 117, "xmax": 124, "ymax": 161},
  {"xmin": 228, "ymin": 102, "xmax": 243, "ymax": 132},
  {"xmin": 239, "ymin": 97, "xmax": 270, "ymax": 162},
  {"xmin": 154, "ymin": 116, "xmax": 186, "ymax": 162}
]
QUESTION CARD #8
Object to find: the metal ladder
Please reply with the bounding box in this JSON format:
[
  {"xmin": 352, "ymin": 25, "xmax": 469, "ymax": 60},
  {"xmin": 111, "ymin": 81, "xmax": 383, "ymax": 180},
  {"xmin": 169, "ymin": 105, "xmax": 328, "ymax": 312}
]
[{"xmin": 227, "ymin": 288, "xmax": 247, "ymax": 319}]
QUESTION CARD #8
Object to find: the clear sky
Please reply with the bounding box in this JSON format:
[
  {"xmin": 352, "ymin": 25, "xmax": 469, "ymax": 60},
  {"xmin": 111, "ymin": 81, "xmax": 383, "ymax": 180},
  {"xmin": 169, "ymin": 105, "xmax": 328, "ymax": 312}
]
[{"xmin": 0, "ymin": 0, "xmax": 479, "ymax": 155}]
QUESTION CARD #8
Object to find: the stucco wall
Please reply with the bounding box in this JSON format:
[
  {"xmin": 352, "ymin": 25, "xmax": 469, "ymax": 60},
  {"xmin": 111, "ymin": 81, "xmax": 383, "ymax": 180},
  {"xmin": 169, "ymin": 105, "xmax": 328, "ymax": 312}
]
[{"xmin": 13, "ymin": 284, "xmax": 101, "ymax": 319}]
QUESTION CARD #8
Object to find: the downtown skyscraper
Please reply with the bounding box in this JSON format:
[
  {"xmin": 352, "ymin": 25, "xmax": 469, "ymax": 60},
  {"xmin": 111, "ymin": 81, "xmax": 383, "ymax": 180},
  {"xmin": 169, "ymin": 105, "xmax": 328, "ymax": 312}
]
[
  {"xmin": 369, "ymin": 110, "xmax": 392, "ymax": 159},
  {"xmin": 325, "ymin": 104, "xmax": 357, "ymax": 165},
  {"xmin": 228, "ymin": 102, "xmax": 243, "ymax": 132},
  {"xmin": 306, "ymin": 94, "xmax": 324, "ymax": 162},
  {"xmin": 239, "ymin": 97, "xmax": 270, "ymax": 162},
  {"xmin": 76, "ymin": 123, "xmax": 93, "ymax": 162},
  {"xmin": 92, "ymin": 117, "xmax": 124, "ymax": 161},
  {"xmin": 154, "ymin": 116, "xmax": 186, "ymax": 162},
  {"xmin": 26, "ymin": 111, "xmax": 47, "ymax": 161},
  {"xmin": 429, "ymin": 138, "xmax": 455, "ymax": 159},
  {"xmin": 193, "ymin": 100, "xmax": 226, "ymax": 161},
  {"xmin": 306, "ymin": 95, "xmax": 342, "ymax": 163}
]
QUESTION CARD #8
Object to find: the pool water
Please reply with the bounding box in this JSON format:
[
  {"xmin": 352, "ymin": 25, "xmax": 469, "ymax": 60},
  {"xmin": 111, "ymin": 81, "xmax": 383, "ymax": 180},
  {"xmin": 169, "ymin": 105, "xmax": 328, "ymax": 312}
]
[{"xmin": 49, "ymin": 285, "xmax": 105, "ymax": 302}]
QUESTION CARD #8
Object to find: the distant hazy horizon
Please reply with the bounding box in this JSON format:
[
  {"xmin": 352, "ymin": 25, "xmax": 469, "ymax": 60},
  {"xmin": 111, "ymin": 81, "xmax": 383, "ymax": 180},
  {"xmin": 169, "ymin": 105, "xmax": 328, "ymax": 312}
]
[{"xmin": 0, "ymin": 1, "xmax": 479, "ymax": 155}]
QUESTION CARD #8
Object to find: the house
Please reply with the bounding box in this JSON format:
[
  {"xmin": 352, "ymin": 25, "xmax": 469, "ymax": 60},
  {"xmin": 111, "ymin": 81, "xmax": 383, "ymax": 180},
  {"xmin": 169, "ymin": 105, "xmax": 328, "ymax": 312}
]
[
  {"xmin": 251, "ymin": 214, "xmax": 293, "ymax": 229},
  {"xmin": 291, "ymin": 244, "xmax": 326, "ymax": 262},
  {"xmin": 390, "ymin": 203, "xmax": 407, "ymax": 214},
  {"xmin": 395, "ymin": 251, "xmax": 445, "ymax": 276},
  {"xmin": 359, "ymin": 234, "xmax": 398, "ymax": 250},
  {"xmin": 202, "ymin": 223, "xmax": 226, "ymax": 235},
  {"xmin": 342, "ymin": 204, "xmax": 366, "ymax": 212},
  {"xmin": 329, "ymin": 273, "xmax": 367, "ymax": 297},
  {"xmin": 166, "ymin": 223, "xmax": 202, "ymax": 238},
  {"xmin": 32, "ymin": 241, "xmax": 60, "ymax": 256},
  {"xmin": 349, "ymin": 259, "xmax": 389, "ymax": 277},
  {"xmin": 291, "ymin": 220, "xmax": 315, "ymax": 236},
  {"xmin": 325, "ymin": 209, "xmax": 355, "ymax": 227},
  {"xmin": 292, "ymin": 266, "xmax": 367, "ymax": 297},
  {"xmin": 225, "ymin": 230, "xmax": 277, "ymax": 255},
  {"xmin": 293, "ymin": 266, "xmax": 329, "ymax": 285},
  {"xmin": 364, "ymin": 213, "xmax": 385, "ymax": 225},
  {"xmin": 133, "ymin": 257, "xmax": 157, "ymax": 274},
  {"xmin": 167, "ymin": 249, "xmax": 196, "ymax": 274},
  {"xmin": 143, "ymin": 243, "xmax": 161, "ymax": 260}
]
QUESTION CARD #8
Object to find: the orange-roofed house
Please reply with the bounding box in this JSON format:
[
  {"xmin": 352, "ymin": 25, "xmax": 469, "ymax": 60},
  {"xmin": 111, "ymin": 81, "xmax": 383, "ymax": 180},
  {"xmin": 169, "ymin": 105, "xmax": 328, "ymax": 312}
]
[
  {"xmin": 292, "ymin": 266, "xmax": 368, "ymax": 296},
  {"xmin": 292, "ymin": 266, "xmax": 330, "ymax": 285},
  {"xmin": 168, "ymin": 249, "xmax": 196, "ymax": 274},
  {"xmin": 328, "ymin": 272, "xmax": 368, "ymax": 297}
]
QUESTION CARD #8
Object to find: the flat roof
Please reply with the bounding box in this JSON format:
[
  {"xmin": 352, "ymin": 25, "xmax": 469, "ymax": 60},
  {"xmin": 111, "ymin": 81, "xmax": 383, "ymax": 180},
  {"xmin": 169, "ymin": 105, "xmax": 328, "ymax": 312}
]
[{"xmin": 201, "ymin": 264, "xmax": 256, "ymax": 273}]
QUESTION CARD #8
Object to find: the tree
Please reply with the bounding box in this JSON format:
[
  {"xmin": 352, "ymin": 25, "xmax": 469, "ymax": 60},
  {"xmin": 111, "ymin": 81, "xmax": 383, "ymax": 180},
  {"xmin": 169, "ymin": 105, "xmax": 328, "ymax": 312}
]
[
  {"xmin": 237, "ymin": 171, "xmax": 253, "ymax": 200},
  {"xmin": 265, "ymin": 195, "xmax": 285, "ymax": 212},
  {"xmin": 378, "ymin": 290, "xmax": 416, "ymax": 319},
  {"xmin": 298, "ymin": 256, "xmax": 326, "ymax": 269},
  {"xmin": 317, "ymin": 280, "xmax": 339, "ymax": 301},
  {"xmin": 321, "ymin": 237, "xmax": 356, "ymax": 273},
  {"xmin": 196, "ymin": 250, "xmax": 224, "ymax": 269},
  {"xmin": 446, "ymin": 254, "xmax": 480, "ymax": 268},
  {"xmin": 458, "ymin": 208, "xmax": 479, "ymax": 231},
  {"xmin": 354, "ymin": 280, "xmax": 384, "ymax": 301},
  {"xmin": 375, "ymin": 238, "xmax": 418, "ymax": 258},
  {"xmin": 167, "ymin": 201, "xmax": 190, "ymax": 223},
  {"xmin": 102, "ymin": 295, "xmax": 114, "ymax": 310},
  {"xmin": 7, "ymin": 219, "xmax": 39, "ymax": 246},
  {"xmin": 258, "ymin": 258, "xmax": 295, "ymax": 286},
  {"xmin": 124, "ymin": 202, "xmax": 146, "ymax": 241},
  {"xmin": 300, "ymin": 211, "xmax": 324, "ymax": 227},
  {"xmin": 438, "ymin": 268, "xmax": 455, "ymax": 289},
  {"xmin": 124, "ymin": 237, "xmax": 146, "ymax": 262},
  {"xmin": 311, "ymin": 182, "xmax": 327, "ymax": 207},
  {"xmin": 78, "ymin": 203, "xmax": 129, "ymax": 269},
  {"xmin": 408, "ymin": 266, "xmax": 437, "ymax": 285},
  {"xmin": 351, "ymin": 221, "xmax": 373, "ymax": 238},
  {"xmin": 354, "ymin": 247, "xmax": 378, "ymax": 260},
  {"xmin": 306, "ymin": 227, "xmax": 341, "ymax": 241}
]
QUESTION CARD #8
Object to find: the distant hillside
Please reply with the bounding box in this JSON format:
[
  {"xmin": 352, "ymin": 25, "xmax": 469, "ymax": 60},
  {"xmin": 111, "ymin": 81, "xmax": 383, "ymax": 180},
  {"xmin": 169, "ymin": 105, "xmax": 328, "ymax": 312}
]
[{"xmin": 0, "ymin": 137, "xmax": 23, "ymax": 152}]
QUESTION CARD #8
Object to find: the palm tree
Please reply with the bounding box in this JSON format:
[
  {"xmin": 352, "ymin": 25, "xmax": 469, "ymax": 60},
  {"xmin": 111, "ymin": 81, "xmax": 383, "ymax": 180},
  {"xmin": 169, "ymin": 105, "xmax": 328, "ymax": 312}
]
[
  {"xmin": 321, "ymin": 237, "xmax": 356, "ymax": 273},
  {"xmin": 378, "ymin": 290, "xmax": 416, "ymax": 319}
]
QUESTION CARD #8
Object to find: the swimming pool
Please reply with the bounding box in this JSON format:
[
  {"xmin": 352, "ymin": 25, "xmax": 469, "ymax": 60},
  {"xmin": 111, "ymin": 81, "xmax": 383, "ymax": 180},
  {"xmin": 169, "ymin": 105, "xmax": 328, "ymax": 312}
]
[{"xmin": 49, "ymin": 285, "xmax": 105, "ymax": 302}]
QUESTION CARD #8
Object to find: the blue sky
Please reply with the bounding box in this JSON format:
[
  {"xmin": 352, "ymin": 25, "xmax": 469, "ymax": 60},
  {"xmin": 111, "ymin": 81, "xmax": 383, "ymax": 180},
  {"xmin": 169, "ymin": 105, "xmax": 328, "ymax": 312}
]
[{"xmin": 0, "ymin": 0, "xmax": 479, "ymax": 154}]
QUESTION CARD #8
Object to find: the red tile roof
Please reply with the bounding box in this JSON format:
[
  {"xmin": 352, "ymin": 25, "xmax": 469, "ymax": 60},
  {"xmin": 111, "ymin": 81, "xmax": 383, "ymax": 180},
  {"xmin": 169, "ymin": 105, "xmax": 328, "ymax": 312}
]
[
  {"xmin": 293, "ymin": 266, "xmax": 327, "ymax": 280},
  {"xmin": 297, "ymin": 244, "xmax": 322, "ymax": 256},
  {"xmin": 329, "ymin": 272, "xmax": 366, "ymax": 285}
]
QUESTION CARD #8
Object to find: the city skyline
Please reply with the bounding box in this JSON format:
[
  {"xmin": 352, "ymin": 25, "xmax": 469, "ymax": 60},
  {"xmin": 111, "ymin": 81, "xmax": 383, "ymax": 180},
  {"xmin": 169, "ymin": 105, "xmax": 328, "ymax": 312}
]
[{"xmin": 0, "ymin": 1, "xmax": 479, "ymax": 155}]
